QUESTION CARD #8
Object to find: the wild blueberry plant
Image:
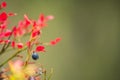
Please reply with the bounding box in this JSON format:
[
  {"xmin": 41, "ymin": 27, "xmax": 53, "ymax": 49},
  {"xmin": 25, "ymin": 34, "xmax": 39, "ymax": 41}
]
[{"xmin": 0, "ymin": 1, "xmax": 61, "ymax": 80}]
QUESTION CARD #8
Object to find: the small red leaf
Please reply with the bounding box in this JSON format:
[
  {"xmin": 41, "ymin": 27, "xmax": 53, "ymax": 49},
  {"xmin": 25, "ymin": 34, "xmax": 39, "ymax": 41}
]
[
  {"xmin": 26, "ymin": 41, "xmax": 31, "ymax": 48},
  {"xmin": 0, "ymin": 40, "xmax": 4, "ymax": 44},
  {"xmin": 36, "ymin": 46, "xmax": 45, "ymax": 52},
  {"xmin": 50, "ymin": 40, "xmax": 56, "ymax": 45},
  {"xmin": 4, "ymin": 30, "xmax": 12, "ymax": 37},
  {"xmin": 39, "ymin": 14, "xmax": 45, "ymax": 22},
  {"xmin": 32, "ymin": 30, "xmax": 40, "ymax": 38},
  {"xmin": 0, "ymin": 12, "xmax": 8, "ymax": 22},
  {"xmin": 5, "ymin": 40, "xmax": 10, "ymax": 44},
  {"xmin": 24, "ymin": 14, "xmax": 31, "ymax": 26},
  {"xmin": 46, "ymin": 15, "xmax": 54, "ymax": 20},
  {"xmin": 17, "ymin": 43, "xmax": 23, "ymax": 49},
  {"xmin": 55, "ymin": 37, "xmax": 61, "ymax": 43},
  {"xmin": 11, "ymin": 41, "xmax": 15, "ymax": 48},
  {"xmin": 50, "ymin": 37, "xmax": 61, "ymax": 45},
  {"xmin": 8, "ymin": 12, "xmax": 17, "ymax": 16},
  {"xmin": 1, "ymin": 1, "xmax": 7, "ymax": 8}
]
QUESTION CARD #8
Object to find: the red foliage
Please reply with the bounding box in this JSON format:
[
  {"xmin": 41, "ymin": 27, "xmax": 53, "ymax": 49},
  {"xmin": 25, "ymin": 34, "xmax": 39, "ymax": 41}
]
[
  {"xmin": 36, "ymin": 46, "xmax": 45, "ymax": 52},
  {"xmin": 11, "ymin": 41, "xmax": 16, "ymax": 48},
  {"xmin": 4, "ymin": 30, "xmax": 12, "ymax": 37},
  {"xmin": 17, "ymin": 43, "xmax": 23, "ymax": 49},
  {"xmin": 50, "ymin": 37, "xmax": 61, "ymax": 45},
  {"xmin": 0, "ymin": 12, "xmax": 8, "ymax": 22},
  {"xmin": 1, "ymin": 1, "xmax": 7, "ymax": 8}
]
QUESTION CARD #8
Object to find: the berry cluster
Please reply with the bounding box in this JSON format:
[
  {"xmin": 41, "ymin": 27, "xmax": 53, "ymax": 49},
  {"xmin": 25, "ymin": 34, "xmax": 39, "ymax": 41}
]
[{"xmin": 0, "ymin": 1, "xmax": 61, "ymax": 80}]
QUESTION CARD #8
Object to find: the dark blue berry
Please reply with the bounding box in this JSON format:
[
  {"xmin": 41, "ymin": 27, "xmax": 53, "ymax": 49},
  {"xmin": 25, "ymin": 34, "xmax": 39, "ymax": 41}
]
[{"xmin": 32, "ymin": 52, "xmax": 39, "ymax": 60}]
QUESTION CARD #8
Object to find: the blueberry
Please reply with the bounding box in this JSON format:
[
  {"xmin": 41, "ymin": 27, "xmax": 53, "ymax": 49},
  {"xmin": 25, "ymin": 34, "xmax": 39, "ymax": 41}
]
[{"xmin": 32, "ymin": 52, "xmax": 39, "ymax": 60}]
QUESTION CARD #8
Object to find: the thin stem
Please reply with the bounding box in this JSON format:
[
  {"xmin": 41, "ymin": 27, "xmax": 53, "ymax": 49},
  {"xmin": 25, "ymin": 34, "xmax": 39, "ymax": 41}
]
[
  {"xmin": 24, "ymin": 34, "xmax": 32, "ymax": 66},
  {"xmin": 0, "ymin": 47, "xmax": 27, "ymax": 68},
  {"xmin": 44, "ymin": 70, "xmax": 47, "ymax": 80},
  {"xmin": 0, "ymin": 26, "xmax": 15, "ymax": 55},
  {"xmin": 0, "ymin": 43, "xmax": 6, "ymax": 55},
  {"xmin": 47, "ymin": 68, "xmax": 53, "ymax": 80},
  {"xmin": 24, "ymin": 49, "xmax": 31, "ymax": 66}
]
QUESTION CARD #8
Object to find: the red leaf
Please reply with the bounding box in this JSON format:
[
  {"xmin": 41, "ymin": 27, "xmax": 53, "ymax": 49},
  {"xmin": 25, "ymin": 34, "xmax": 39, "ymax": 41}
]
[
  {"xmin": 50, "ymin": 40, "xmax": 56, "ymax": 45},
  {"xmin": 36, "ymin": 46, "xmax": 45, "ymax": 52},
  {"xmin": 5, "ymin": 40, "xmax": 10, "ymax": 44},
  {"xmin": 13, "ymin": 27, "xmax": 17, "ymax": 37},
  {"xmin": 11, "ymin": 41, "xmax": 15, "ymax": 48},
  {"xmin": 39, "ymin": 14, "xmax": 45, "ymax": 22},
  {"xmin": 0, "ymin": 40, "xmax": 4, "ymax": 44},
  {"xmin": 50, "ymin": 37, "xmax": 61, "ymax": 45},
  {"xmin": 32, "ymin": 30, "xmax": 40, "ymax": 38},
  {"xmin": 26, "ymin": 41, "xmax": 31, "ymax": 48},
  {"xmin": 0, "ymin": 24, "xmax": 6, "ymax": 29},
  {"xmin": 17, "ymin": 43, "xmax": 23, "ymax": 49},
  {"xmin": 0, "ymin": 33, "xmax": 4, "ymax": 38},
  {"xmin": 55, "ymin": 37, "xmax": 61, "ymax": 43},
  {"xmin": 1, "ymin": 1, "xmax": 7, "ymax": 8},
  {"xmin": 24, "ymin": 14, "xmax": 31, "ymax": 26},
  {"xmin": 8, "ymin": 12, "xmax": 17, "ymax": 16},
  {"xmin": 33, "ymin": 21, "xmax": 37, "ymax": 27},
  {"xmin": 46, "ymin": 15, "xmax": 54, "ymax": 20},
  {"xmin": 0, "ymin": 12, "xmax": 8, "ymax": 22},
  {"xmin": 4, "ymin": 30, "xmax": 12, "ymax": 37}
]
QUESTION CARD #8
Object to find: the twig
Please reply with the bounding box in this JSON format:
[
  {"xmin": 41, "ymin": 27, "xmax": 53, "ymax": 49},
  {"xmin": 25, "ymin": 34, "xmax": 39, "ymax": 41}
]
[
  {"xmin": 44, "ymin": 70, "xmax": 47, "ymax": 80},
  {"xmin": 0, "ymin": 47, "xmax": 27, "ymax": 68},
  {"xmin": 0, "ymin": 26, "xmax": 16, "ymax": 55},
  {"xmin": 47, "ymin": 68, "xmax": 53, "ymax": 80}
]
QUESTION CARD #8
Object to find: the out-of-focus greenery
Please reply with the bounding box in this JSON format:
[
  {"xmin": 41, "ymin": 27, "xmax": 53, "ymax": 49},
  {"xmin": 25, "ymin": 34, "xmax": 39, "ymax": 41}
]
[{"xmin": 1, "ymin": 0, "xmax": 120, "ymax": 80}]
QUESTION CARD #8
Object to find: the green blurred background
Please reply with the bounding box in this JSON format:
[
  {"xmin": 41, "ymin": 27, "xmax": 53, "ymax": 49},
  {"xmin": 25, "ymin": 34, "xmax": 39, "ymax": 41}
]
[{"xmin": 1, "ymin": 0, "xmax": 120, "ymax": 80}]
